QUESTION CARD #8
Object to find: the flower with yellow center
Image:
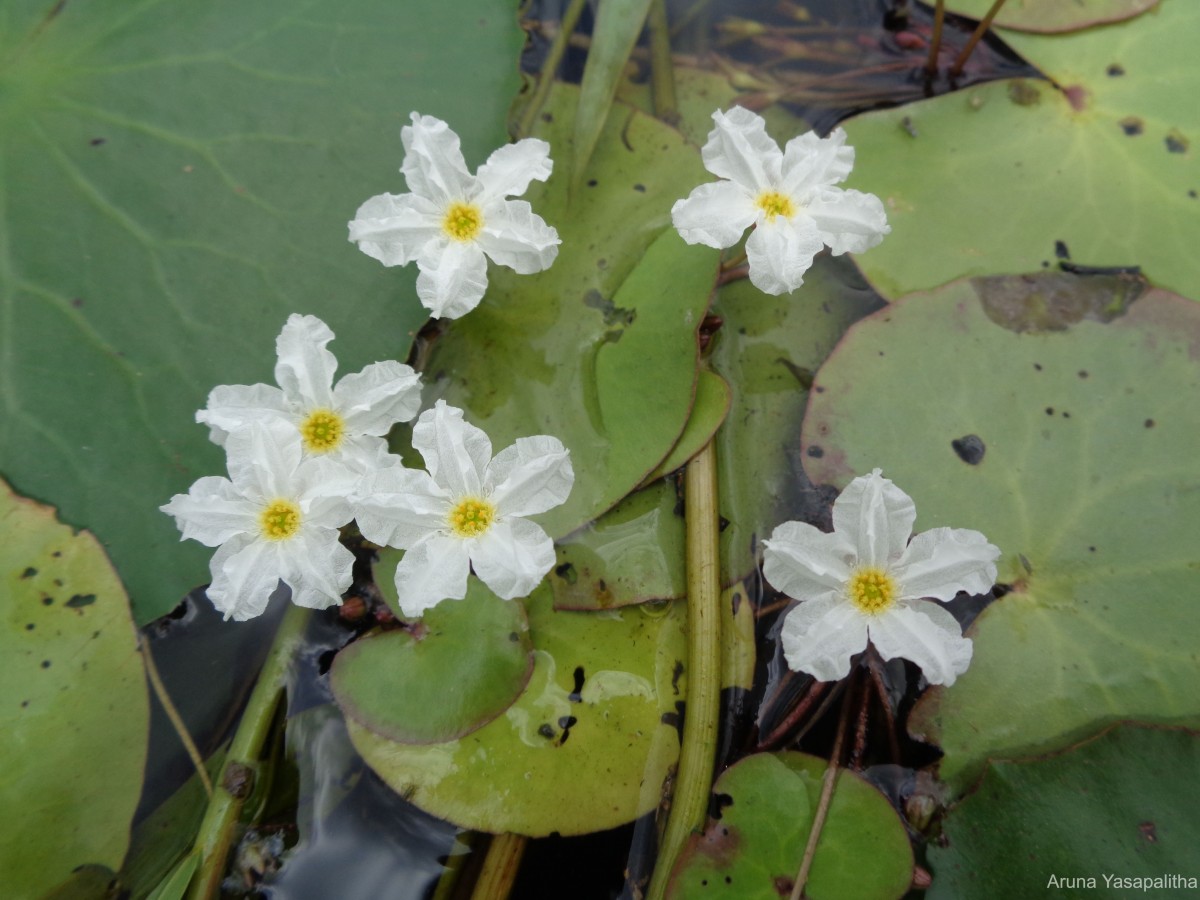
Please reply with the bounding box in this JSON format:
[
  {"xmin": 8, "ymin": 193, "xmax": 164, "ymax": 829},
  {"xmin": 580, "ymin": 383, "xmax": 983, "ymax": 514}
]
[
  {"xmin": 671, "ymin": 106, "xmax": 890, "ymax": 295},
  {"xmin": 198, "ymin": 314, "xmax": 421, "ymax": 475},
  {"xmin": 349, "ymin": 112, "xmax": 561, "ymax": 320},
  {"xmin": 762, "ymin": 469, "xmax": 1000, "ymax": 686},
  {"xmin": 354, "ymin": 400, "xmax": 575, "ymax": 618},
  {"xmin": 161, "ymin": 422, "xmax": 357, "ymax": 621}
]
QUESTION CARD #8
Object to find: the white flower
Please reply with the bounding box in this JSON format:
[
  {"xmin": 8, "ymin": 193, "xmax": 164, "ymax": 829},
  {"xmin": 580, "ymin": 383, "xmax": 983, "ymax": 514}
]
[
  {"xmin": 354, "ymin": 400, "xmax": 574, "ymax": 618},
  {"xmin": 671, "ymin": 106, "xmax": 890, "ymax": 295},
  {"xmin": 348, "ymin": 113, "xmax": 561, "ymax": 320},
  {"xmin": 762, "ymin": 469, "xmax": 999, "ymax": 686},
  {"xmin": 161, "ymin": 422, "xmax": 357, "ymax": 620},
  {"xmin": 196, "ymin": 314, "xmax": 422, "ymax": 475}
]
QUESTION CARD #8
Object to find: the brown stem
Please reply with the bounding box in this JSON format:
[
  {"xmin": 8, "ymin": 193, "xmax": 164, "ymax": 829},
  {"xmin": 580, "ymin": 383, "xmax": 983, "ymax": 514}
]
[
  {"xmin": 866, "ymin": 646, "xmax": 902, "ymax": 763},
  {"xmin": 949, "ymin": 0, "xmax": 1010, "ymax": 78},
  {"xmin": 925, "ymin": 0, "xmax": 945, "ymax": 77},
  {"xmin": 757, "ymin": 678, "xmax": 831, "ymax": 751}
]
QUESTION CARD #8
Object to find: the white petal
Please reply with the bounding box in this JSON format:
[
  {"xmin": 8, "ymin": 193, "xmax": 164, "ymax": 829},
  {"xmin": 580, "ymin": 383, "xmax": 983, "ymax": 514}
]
[
  {"xmin": 354, "ymin": 465, "xmax": 450, "ymax": 549},
  {"xmin": 475, "ymin": 138, "xmax": 553, "ymax": 203},
  {"xmin": 487, "ymin": 435, "xmax": 574, "ymax": 517},
  {"xmin": 412, "ymin": 400, "xmax": 492, "ymax": 499},
  {"xmin": 196, "ymin": 383, "xmax": 289, "ymax": 446},
  {"xmin": 160, "ymin": 476, "xmax": 255, "ymax": 547},
  {"xmin": 805, "ymin": 188, "xmax": 891, "ymax": 256},
  {"xmin": 779, "ymin": 596, "xmax": 869, "ymax": 682},
  {"xmin": 206, "ymin": 536, "xmax": 282, "ymax": 621},
  {"xmin": 279, "ymin": 530, "xmax": 355, "ymax": 610},
  {"xmin": 275, "ymin": 314, "xmax": 337, "ymax": 409},
  {"xmin": 780, "ymin": 127, "xmax": 855, "ymax": 196},
  {"xmin": 470, "ymin": 518, "xmax": 555, "ymax": 600},
  {"xmin": 831, "ymin": 469, "xmax": 915, "ymax": 568},
  {"xmin": 744, "ymin": 216, "xmax": 824, "ymax": 295},
  {"xmin": 761, "ymin": 520, "xmax": 854, "ymax": 601},
  {"xmin": 393, "ymin": 532, "xmax": 472, "ymax": 617},
  {"xmin": 868, "ymin": 601, "xmax": 973, "ymax": 686},
  {"xmin": 335, "ymin": 435, "xmax": 402, "ymax": 475},
  {"xmin": 701, "ymin": 106, "xmax": 783, "ymax": 192},
  {"xmin": 893, "ymin": 527, "xmax": 1000, "ymax": 602},
  {"xmin": 475, "ymin": 200, "xmax": 560, "ymax": 274},
  {"xmin": 670, "ymin": 180, "xmax": 758, "ymax": 249},
  {"xmin": 333, "ymin": 361, "xmax": 423, "ymax": 435},
  {"xmin": 225, "ymin": 421, "xmax": 304, "ymax": 502},
  {"xmin": 348, "ymin": 192, "xmax": 443, "ymax": 267},
  {"xmin": 291, "ymin": 457, "xmax": 357, "ymax": 523},
  {"xmin": 401, "ymin": 112, "xmax": 476, "ymax": 205},
  {"xmin": 415, "ymin": 238, "xmax": 490, "ymax": 319}
]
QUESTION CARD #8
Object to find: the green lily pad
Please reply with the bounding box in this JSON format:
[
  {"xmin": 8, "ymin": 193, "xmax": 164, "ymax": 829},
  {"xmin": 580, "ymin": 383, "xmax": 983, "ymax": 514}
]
[
  {"xmin": 551, "ymin": 479, "xmax": 685, "ymax": 610},
  {"xmin": 0, "ymin": 0, "xmax": 524, "ymax": 623},
  {"xmin": 642, "ymin": 370, "xmax": 733, "ymax": 485},
  {"xmin": 801, "ymin": 276, "xmax": 1200, "ymax": 790},
  {"xmin": 928, "ymin": 724, "xmax": 1200, "ymax": 898},
  {"xmin": 331, "ymin": 578, "xmax": 533, "ymax": 744},
  {"xmin": 712, "ymin": 256, "xmax": 884, "ymax": 585},
  {"xmin": 415, "ymin": 82, "xmax": 718, "ymax": 538},
  {"xmin": 842, "ymin": 0, "xmax": 1199, "ymax": 302},
  {"xmin": 345, "ymin": 582, "xmax": 686, "ymax": 836},
  {"xmin": 0, "ymin": 478, "xmax": 149, "ymax": 896},
  {"xmin": 944, "ymin": 0, "xmax": 1158, "ymax": 32},
  {"xmin": 666, "ymin": 752, "xmax": 913, "ymax": 900}
]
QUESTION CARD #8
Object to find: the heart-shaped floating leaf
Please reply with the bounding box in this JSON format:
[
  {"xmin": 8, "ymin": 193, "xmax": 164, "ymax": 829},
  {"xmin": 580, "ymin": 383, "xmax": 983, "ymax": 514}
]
[
  {"xmin": 666, "ymin": 752, "xmax": 913, "ymax": 900},
  {"xmin": 944, "ymin": 0, "xmax": 1158, "ymax": 32},
  {"xmin": 0, "ymin": 0, "xmax": 524, "ymax": 623},
  {"xmin": 345, "ymin": 582, "xmax": 686, "ymax": 836},
  {"xmin": 927, "ymin": 724, "xmax": 1200, "ymax": 899},
  {"xmin": 0, "ymin": 478, "xmax": 148, "ymax": 897},
  {"xmin": 331, "ymin": 576, "xmax": 533, "ymax": 745},
  {"xmin": 802, "ymin": 275, "xmax": 1200, "ymax": 790},
  {"xmin": 413, "ymin": 82, "xmax": 718, "ymax": 539},
  {"xmin": 842, "ymin": 0, "xmax": 1199, "ymax": 301}
]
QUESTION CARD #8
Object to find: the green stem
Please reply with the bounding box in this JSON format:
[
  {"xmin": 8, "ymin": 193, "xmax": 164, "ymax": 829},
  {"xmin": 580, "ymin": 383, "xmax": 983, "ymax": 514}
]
[
  {"xmin": 470, "ymin": 833, "xmax": 528, "ymax": 900},
  {"xmin": 647, "ymin": 0, "xmax": 679, "ymax": 125},
  {"xmin": 187, "ymin": 604, "xmax": 311, "ymax": 900},
  {"xmin": 515, "ymin": 0, "xmax": 588, "ymax": 138},
  {"xmin": 646, "ymin": 439, "xmax": 722, "ymax": 900}
]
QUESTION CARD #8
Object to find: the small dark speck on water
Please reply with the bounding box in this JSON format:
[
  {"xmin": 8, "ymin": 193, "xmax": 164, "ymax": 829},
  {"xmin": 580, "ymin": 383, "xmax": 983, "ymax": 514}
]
[
  {"xmin": 21, "ymin": 567, "xmax": 36, "ymax": 579},
  {"xmin": 1054, "ymin": 240, "xmax": 1070, "ymax": 260},
  {"xmin": 41, "ymin": 596, "xmax": 54, "ymax": 606},
  {"xmin": 90, "ymin": 137, "xmax": 106, "ymax": 146},
  {"xmin": 1106, "ymin": 64, "xmax": 1125, "ymax": 77},
  {"xmin": 587, "ymin": 179, "xmax": 598, "ymax": 187},
  {"xmin": 633, "ymin": 183, "xmax": 646, "ymax": 193},
  {"xmin": 1078, "ymin": 370, "xmax": 1089, "ymax": 379},
  {"xmin": 951, "ymin": 434, "xmax": 986, "ymax": 465},
  {"xmin": 1145, "ymin": 418, "xmax": 1155, "ymax": 428},
  {"xmin": 1045, "ymin": 407, "xmax": 1055, "ymax": 415},
  {"xmin": 41, "ymin": 660, "xmax": 51, "ymax": 669}
]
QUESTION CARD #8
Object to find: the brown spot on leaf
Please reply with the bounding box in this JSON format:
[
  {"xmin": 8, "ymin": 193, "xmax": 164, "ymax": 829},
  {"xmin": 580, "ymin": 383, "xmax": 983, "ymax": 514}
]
[
  {"xmin": 1139, "ymin": 821, "xmax": 1157, "ymax": 843},
  {"xmin": 1007, "ymin": 81, "xmax": 1041, "ymax": 106},
  {"xmin": 1165, "ymin": 129, "xmax": 1189, "ymax": 154},
  {"xmin": 976, "ymin": 272, "xmax": 1144, "ymax": 334},
  {"xmin": 1119, "ymin": 116, "xmax": 1144, "ymax": 136},
  {"xmin": 1106, "ymin": 64, "xmax": 1125, "ymax": 77}
]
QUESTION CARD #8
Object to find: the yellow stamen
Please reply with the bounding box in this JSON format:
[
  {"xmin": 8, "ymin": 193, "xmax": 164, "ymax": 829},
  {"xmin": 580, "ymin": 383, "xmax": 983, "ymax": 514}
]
[
  {"xmin": 756, "ymin": 190, "xmax": 796, "ymax": 222},
  {"xmin": 848, "ymin": 567, "xmax": 897, "ymax": 615},
  {"xmin": 300, "ymin": 409, "xmax": 345, "ymax": 453},
  {"xmin": 260, "ymin": 499, "xmax": 301, "ymax": 541},
  {"xmin": 448, "ymin": 497, "xmax": 496, "ymax": 537},
  {"xmin": 442, "ymin": 201, "xmax": 484, "ymax": 241}
]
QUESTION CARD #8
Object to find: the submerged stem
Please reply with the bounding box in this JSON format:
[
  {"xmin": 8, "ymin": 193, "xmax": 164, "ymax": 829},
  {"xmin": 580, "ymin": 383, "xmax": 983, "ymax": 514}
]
[
  {"xmin": 515, "ymin": 0, "xmax": 588, "ymax": 138},
  {"xmin": 187, "ymin": 603, "xmax": 311, "ymax": 900},
  {"xmin": 141, "ymin": 637, "xmax": 213, "ymax": 798},
  {"xmin": 470, "ymin": 833, "xmax": 528, "ymax": 900},
  {"xmin": 925, "ymin": 0, "xmax": 945, "ymax": 76},
  {"xmin": 647, "ymin": 0, "xmax": 679, "ymax": 125},
  {"xmin": 646, "ymin": 439, "xmax": 722, "ymax": 900}
]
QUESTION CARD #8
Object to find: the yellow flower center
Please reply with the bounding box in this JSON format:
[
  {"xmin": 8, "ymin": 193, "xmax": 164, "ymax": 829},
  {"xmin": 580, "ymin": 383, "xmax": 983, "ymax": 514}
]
[
  {"xmin": 756, "ymin": 190, "xmax": 796, "ymax": 222},
  {"xmin": 848, "ymin": 567, "xmax": 897, "ymax": 615},
  {"xmin": 300, "ymin": 409, "xmax": 345, "ymax": 453},
  {"xmin": 442, "ymin": 201, "xmax": 484, "ymax": 241},
  {"xmin": 448, "ymin": 497, "xmax": 496, "ymax": 537},
  {"xmin": 260, "ymin": 499, "xmax": 302, "ymax": 541}
]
